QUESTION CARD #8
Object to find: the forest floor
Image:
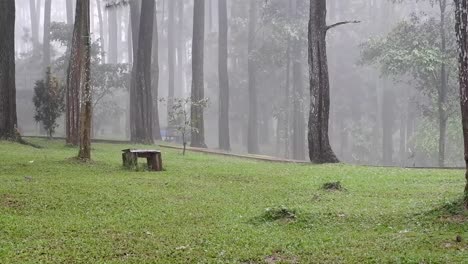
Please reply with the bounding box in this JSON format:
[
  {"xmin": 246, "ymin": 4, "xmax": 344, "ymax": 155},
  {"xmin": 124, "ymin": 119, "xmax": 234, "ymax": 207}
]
[{"xmin": 0, "ymin": 139, "xmax": 467, "ymax": 263}]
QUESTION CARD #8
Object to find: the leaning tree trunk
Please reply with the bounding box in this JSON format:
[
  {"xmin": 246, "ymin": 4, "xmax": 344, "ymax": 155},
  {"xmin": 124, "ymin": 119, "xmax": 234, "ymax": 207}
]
[
  {"xmin": 130, "ymin": 0, "xmax": 155, "ymax": 144},
  {"xmin": 218, "ymin": 0, "xmax": 230, "ymax": 151},
  {"xmin": 190, "ymin": 0, "xmax": 207, "ymax": 148},
  {"xmin": 247, "ymin": 0, "xmax": 259, "ymax": 154},
  {"xmin": 454, "ymin": 0, "xmax": 468, "ymax": 210},
  {"xmin": 308, "ymin": 0, "xmax": 339, "ymax": 163},
  {"xmin": 0, "ymin": 0, "xmax": 18, "ymax": 140},
  {"xmin": 67, "ymin": 0, "xmax": 92, "ymax": 159}
]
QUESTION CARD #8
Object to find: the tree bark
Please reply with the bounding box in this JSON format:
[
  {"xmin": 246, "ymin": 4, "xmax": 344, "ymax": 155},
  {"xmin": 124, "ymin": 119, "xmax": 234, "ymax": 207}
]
[
  {"xmin": 77, "ymin": 0, "xmax": 92, "ymax": 160},
  {"xmin": 218, "ymin": 0, "xmax": 230, "ymax": 151},
  {"xmin": 247, "ymin": 0, "xmax": 259, "ymax": 154},
  {"xmin": 66, "ymin": 0, "xmax": 88, "ymax": 146},
  {"xmin": 130, "ymin": 0, "xmax": 155, "ymax": 144},
  {"xmin": 454, "ymin": 0, "xmax": 468, "ymax": 210},
  {"xmin": 190, "ymin": 0, "xmax": 207, "ymax": 148},
  {"xmin": 308, "ymin": 0, "xmax": 339, "ymax": 163},
  {"xmin": 0, "ymin": 0, "xmax": 17, "ymax": 140},
  {"xmin": 43, "ymin": 0, "xmax": 52, "ymax": 71},
  {"xmin": 66, "ymin": 0, "xmax": 91, "ymax": 153}
]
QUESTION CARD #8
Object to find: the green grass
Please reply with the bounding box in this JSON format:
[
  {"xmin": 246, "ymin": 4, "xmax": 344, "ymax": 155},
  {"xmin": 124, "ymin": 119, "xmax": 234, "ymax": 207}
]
[{"xmin": 0, "ymin": 139, "xmax": 467, "ymax": 263}]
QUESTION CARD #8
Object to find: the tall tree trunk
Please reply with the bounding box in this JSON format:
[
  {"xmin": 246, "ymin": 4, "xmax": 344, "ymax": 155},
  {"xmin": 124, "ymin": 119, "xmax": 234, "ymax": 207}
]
[
  {"xmin": 167, "ymin": 0, "xmax": 176, "ymax": 122},
  {"xmin": 29, "ymin": 0, "xmax": 40, "ymax": 53},
  {"xmin": 130, "ymin": 0, "xmax": 155, "ymax": 144},
  {"xmin": 218, "ymin": 0, "xmax": 230, "ymax": 151},
  {"xmin": 77, "ymin": 0, "xmax": 92, "ymax": 160},
  {"xmin": 130, "ymin": 0, "xmax": 141, "ymax": 67},
  {"xmin": 152, "ymin": 2, "xmax": 162, "ymax": 140},
  {"xmin": 177, "ymin": 0, "xmax": 185, "ymax": 96},
  {"xmin": 292, "ymin": 0, "xmax": 305, "ymax": 160},
  {"xmin": 96, "ymin": 0, "xmax": 105, "ymax": 62},
  {"xmin": 66, "ymin": 0, "xmax": 74, "ymax": 25},
  {"xmin": 308, "ymin": 0, "xmax": 339, "ymax": 163},
  {"xmin": 67, "ymin": 0, "xmax": 91, "ymax": 149},
  {"xmin": 283, "ymin": 0, "xmax": 292, "ymax": 159},
  {"xmin": 438, "ymin": 0, "xmax": 448, "ymax": 167},
  {"xmin": 382, "ymin": 85, "xmax": 394, "ymax": 165},
  {"xmin": 190, "ymin": 0, "xmax": 207, "ymax": 148},
  {"xmin": 247, "ymin": 0, "xmax": 259, "ymax": 154},
  {"xmin": 0, "ymin": 0, "xmax": 17, "ymax": 140},
  {"xmin": 43, "ymin": 0, "xmax": 52, "ymax": 71},
  {"xmin": 454, "ymin": 0, "xmax": 468, "ymax": 210},
  {"xmin": 108, "ymin": 7, "xmax": 118, "ymax": 63}
]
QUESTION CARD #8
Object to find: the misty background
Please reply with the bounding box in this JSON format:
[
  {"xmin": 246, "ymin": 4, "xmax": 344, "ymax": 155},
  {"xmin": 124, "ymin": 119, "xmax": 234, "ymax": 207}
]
[{"xmin": 13, "ymin": 0, "xmax": 460, "ymax": 167}]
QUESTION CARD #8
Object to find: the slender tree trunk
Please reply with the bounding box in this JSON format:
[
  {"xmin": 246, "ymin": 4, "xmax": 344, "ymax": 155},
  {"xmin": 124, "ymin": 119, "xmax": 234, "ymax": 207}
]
[
  {"xmin": 438, "ymin": 0, "xmax": 448, "ymax": 167},
  {"xmin": 177, "ymin": 0, "xmax": 185, "ymax": 96},
  {"xmin": 454, "ymin": 0, "xmax": 468, "ymax": 210},
  {"xmin": 190, "ymin": 0, "xmax": 207, "ymax": 148},
  {"xmin": 96, "ymin": 0, "xmax": 105, "ymax": 62},
  {"xmin": 283, "ymin": 0, "xmax": 292, "ymax": 159},
  {"xmin": 77, "ymin": 0, "xmax": 92, "ymax": 160},
  {"xmin": 43, "ymin": 0, "xmax": 52, "ymax": 71},
  {"xmin": 0, "ymin": 0, "xmax": 17, "ymax": 140},
  {"xmin": 247, "ymin": 0, "xmax": 259, "ymax": 154},
  {"xmin": 218, "ymin": 0, "xmax": 230, "ymax": 151},
  {"xmin": 29, "ymin": 0, "xmax": 40, "ymax": 53},
  {"xmin": 292, "ymin": 0, "xmax": 305, "ymax": 160},
  {"xmin": 108, "ymin": 7, "xmax": 118, "ymax": 63},
  {"xmin": 167, "ymin": 0, "xmax": 176, "ymax": 122},
  {"xmin": 152, "ymin": 2, "xmax": 162, "ymax": 140},
  {"xmin": 130, "ymin": 0, "xmax": 155, "ymax": 144},
  {"xmin": 292, "ymin": 48, "xmax": 305, "ymax": 160},
  {"xmin": 382, "ymin": 85, "xmax": 394, "ymax": 165},
  {"xmin": 308, "ymin": 0, "xmax": 339, "ymax": 163}
]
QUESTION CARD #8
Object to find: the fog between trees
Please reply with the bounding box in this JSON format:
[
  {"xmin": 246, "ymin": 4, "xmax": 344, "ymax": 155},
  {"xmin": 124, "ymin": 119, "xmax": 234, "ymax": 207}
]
[{"xmin": 8, "ymin": 0, "xmax": 464, "ymax": 167}]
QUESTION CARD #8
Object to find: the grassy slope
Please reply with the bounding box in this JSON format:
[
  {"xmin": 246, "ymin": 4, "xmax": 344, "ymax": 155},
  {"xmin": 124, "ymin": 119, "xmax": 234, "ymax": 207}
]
[{"xmin": 0, "ymin": 139, "xmax": 467, "ymax": 263}]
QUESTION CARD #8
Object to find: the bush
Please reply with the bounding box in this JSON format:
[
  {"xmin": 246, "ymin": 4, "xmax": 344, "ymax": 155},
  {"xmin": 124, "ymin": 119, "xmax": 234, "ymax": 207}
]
[{"xmin": 33, "ymin": 68, "xmax": 65, "ymax": 138}]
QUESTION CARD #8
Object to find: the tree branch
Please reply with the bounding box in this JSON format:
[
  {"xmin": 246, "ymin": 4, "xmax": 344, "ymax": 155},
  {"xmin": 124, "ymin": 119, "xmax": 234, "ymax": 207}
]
[{"xmin": 326, "ymin": 20, "xmax": 361, "ymax": 31}]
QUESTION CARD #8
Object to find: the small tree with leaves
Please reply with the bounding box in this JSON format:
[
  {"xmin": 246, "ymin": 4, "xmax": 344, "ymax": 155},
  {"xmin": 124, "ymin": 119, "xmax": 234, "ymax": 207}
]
[
  {"xmin": 33, "ymin": 68, "xmax": 65, "ymax": 138},
  {"xmin": 165, "ymin": 97, "xmax": 209, "ymax": 155}
]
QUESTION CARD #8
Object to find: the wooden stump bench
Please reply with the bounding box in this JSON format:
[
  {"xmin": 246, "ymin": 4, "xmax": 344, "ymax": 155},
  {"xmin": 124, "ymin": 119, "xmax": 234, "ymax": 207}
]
[{"xmin": 122, "ymin": 149, "xmax": 163, "ymax": 171}]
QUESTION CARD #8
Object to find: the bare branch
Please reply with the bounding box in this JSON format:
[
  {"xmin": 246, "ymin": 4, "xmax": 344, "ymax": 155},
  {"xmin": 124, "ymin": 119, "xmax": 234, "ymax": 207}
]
[{"xmin": 326, "ymin": 20, "xmax": 361, "ymax": 31}]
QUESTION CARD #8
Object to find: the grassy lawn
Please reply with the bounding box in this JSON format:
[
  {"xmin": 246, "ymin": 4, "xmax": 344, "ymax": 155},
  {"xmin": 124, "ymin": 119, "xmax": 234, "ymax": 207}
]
[{"xmin": 0, "ymin": 139, "xmax": 467, "ymax": 263}]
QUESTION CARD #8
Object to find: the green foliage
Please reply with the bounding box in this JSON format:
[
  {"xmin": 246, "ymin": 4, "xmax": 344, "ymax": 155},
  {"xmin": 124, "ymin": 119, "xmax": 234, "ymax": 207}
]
[
  {"xmin": 32, "ymin": 69, "xmax": 65, "ymax": 138},
  {"xmin": 361, "ymin": 13, "xmax": 455, "ymax": 85}
]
